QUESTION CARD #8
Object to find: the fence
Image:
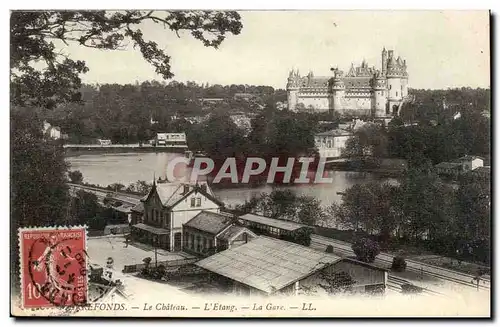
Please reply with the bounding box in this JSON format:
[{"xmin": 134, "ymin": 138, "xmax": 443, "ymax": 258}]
[{"xmin": 122, "ymin": 257, "xmax": 198, "ymax": 274}]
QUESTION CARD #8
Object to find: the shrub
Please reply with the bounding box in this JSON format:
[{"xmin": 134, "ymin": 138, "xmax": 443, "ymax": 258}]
[
  {"xmin": 325, "ymin": 245, "xmax": 334, "ymax": 253},
  {"xmin": 392, "ymin": 256, "xmax": 407, "ymax": 272},
  {"xmin": 351, "ymin": 238, "xmax": 380, "ymax": 263},
  {"xmin": 68, "ymin": 170, "xmax": 83, "ymax": 184},
  {"xmin": 401, "ymin": 283, "xmax": 423, "ymax": 294}
]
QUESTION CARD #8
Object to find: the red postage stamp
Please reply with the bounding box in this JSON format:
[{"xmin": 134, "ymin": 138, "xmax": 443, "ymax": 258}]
[{"xmin": 19, "ymin": 227, "xmax": 88, "ymax": 309}]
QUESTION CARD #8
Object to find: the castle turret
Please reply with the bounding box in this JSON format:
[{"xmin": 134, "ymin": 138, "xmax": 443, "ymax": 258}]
[
  {"xmin": 372, "ymin": 70, "xmax": 388, "ymax": 118},
  {"xmin": 287, "ymin": 69, "xmax": 300, "ymax": 111},
  {"xmin": 386, "ymin": 50, "xmax": 406, "ymax": 116},
  {"xmin": 329, "ymin": 68, "xmax": 345, "ymax": 112},
  {"xmin": 382, "ymin": 47, "xmax": 388, "ymax": 75}
]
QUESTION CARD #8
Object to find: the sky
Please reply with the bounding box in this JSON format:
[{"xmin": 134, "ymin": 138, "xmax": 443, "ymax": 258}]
[{"xmin": 60, "ymin": 10, "xmax": 490, "ymax": 90}]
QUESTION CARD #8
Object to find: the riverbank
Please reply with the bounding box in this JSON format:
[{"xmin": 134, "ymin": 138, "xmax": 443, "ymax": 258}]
[{"xmin": 64, "ymin": 145, "xmax": 187, "ymax": 157}]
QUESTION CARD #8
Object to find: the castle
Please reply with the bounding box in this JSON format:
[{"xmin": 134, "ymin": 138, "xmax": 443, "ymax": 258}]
[{"xmin": 286, "ymin": 48, "xmax": 410, "ymax": 117}]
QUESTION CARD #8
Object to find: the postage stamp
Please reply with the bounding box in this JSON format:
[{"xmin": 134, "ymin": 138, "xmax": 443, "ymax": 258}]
[{"xmin": 19, "ymin": 227, "xmax": 88, "ymax": 309}]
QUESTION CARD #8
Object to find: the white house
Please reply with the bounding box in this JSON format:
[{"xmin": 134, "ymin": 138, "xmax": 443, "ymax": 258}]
[
  {"xmin": 42, "ymin": 121, "xmax": 62, "ymax": 140},
  {"xmin": 156, "ymin": 132, "xmax": 187, "ymax": 147},
  {"xmin": 130, "ymin": 180, "xmax": 223, "ymax": 251},
  {"xmin": 314, "ymin": 128, "xmax": 352, "ymax": 158}
]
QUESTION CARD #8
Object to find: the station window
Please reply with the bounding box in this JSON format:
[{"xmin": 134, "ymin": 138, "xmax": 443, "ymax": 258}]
[{"xmin": 190, "ymin": 197, "xmax": 196, "ymax": 207}]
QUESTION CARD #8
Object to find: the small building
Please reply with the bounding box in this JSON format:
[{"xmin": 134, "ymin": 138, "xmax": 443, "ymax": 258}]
[
  {"xmin": 435, "ymin": 155, "xmax": 485, "ymax": 177},
  {"xmin": 156, "ymin": 132, "xmax": 187, "ymax": 147},
  {"xmin": 453, "ymin": 155, "xmax": 484, "ymax": 171},
  {"xmin": 42, "ymin": 121, "xmax": 62, "ymax": 140},
  {"xmin": 97, "ymin": 139, "xmax": 112, "ymax": 146},
  {"xmin": 233, "ymin": 93, "xmax": 256, "ymax": 100},
  {"xmin": 130, "ymin": 181, "xmax": 223, "ymax": 251},
  {"xmin": 237, "ymin": 213, "xmax": 313, "ymax": 240},
  {"xmin": 182, "ymin": 211, "xmax": 257, "ymax": 257},
  {"xmin": 314, "ymin": 129, "xmax": 352, "ymax": 158},
  {"xmin": 434, "ymin": 162, "xmax": 463, "ymax": 177},
  {"xmin": 196, "ymin": 236, "xmax": 387, "ymax": 296}
]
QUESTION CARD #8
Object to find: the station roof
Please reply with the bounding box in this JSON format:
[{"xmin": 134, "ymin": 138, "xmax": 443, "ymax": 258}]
[
  {"xmin": 184, "ymin": 211, "xmax": 234, "ymax": 235},
  {"xmin": 238, "ymin": 213, "xmax": 309, "ymax": 232},
  {"xmin": 195, "ymin": 236, "xmax": 341, "ymax": 294}
]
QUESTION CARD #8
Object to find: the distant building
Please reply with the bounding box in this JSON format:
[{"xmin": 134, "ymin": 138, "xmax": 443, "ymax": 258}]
[
  {"xmin": 233, "ymin": 93, "xmax": 256, "ymax": 100},
  {"xmin": 287, "ymin": 48, "xmax": 410, "ymax": 117},
  {"xmin": 199, "ymin": 98, "xmax": 225, "ymax": 103},
  {"xmin": 196, "ymin": 236, "xmax": 388, "ymax": 296},
  {"xmin": 97, "ymin": 139, "xmax": 112, "ymax": 146},
  {"xmin": 130, "ymin": 181, "xmax": 223, "ymax": 251},
  {"xmin": 155, "ymin": 132, "xmax": 188, "ymax": 147},
  {"xmin": 435, "ymin": 155, "xmax": 485, "ymax": 177},
  {"xmin": 315, "ymin": 129, "xmax": 352, "ymax": 158},
  {"xmin": 182, "ymin": 211, "xmax": 257, "ymax": 257},
  {"xmin": 42, "ymin": 121, "xmax": 62, "ymax": 140}
]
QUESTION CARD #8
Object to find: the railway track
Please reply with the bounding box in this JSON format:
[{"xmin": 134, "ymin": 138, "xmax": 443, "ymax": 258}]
[{"xmin": 311, "ymin": 235, "xmax": 490, "ymax": 292}]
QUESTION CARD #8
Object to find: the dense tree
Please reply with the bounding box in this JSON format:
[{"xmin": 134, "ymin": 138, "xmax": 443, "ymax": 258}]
[
  {"xmin": 455, "ymin": 174, "xmax": 490, "ymax": 243},
  {"xmin": 352, "ymin": 238, "xmax": 380, "ymax": 263},
  {"xmin": 11, "ymin": 10, "xmax": 242, "ymax": 109},
  {"xmin": 71, "ymin": 190, "xmax": 100, "ymax": 225},
  {"xmin": 11, "ymin": 107, "xmax": 71, "ymax": 229},
  {"xmin": 329, "ymin": 182, "xmax": 398, "ymax": 239},
  {"xmin": 234, "ymin": 189, "xmax": 324, "ymax": 226},
  {"xmin": 342, "ymin": 123, "xmax": 388, "ymax": 168},
  {"xmin": 68, "ymin": 170, "xmax": 83, "ymax": 184}
]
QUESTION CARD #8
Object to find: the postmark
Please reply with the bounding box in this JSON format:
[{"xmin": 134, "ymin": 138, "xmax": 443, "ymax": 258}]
[{"xmin": 19, "ymin": 226, "xmax": 88, "ymax": 309}]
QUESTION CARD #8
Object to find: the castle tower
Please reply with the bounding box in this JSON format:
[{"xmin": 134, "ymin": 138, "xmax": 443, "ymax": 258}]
[
  {"xmin": 401, "ymin": 59, "xmax": 409, "ymax": 98},
  {"xmin": 329, "ymin": 68, "xmax": 345, "ymax": 112},
  {"xmin": 286, "ymin": 69, "xmax": 300, "ymax": 111},
  {"xmin": 386, "ymin": 50, "xmax": 403, "ymax": 116},
  {"xmin": 382, "ymin": 47, "xmax": 388, "ymax": 75},
  {"xmin": 372, "ymin": 71, "xmax": 388, "ymax": 118}
]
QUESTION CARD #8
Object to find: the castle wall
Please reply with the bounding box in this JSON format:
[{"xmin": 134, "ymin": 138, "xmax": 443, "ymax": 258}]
[
  {"xmin": 341, "ymin": 96, "xmax": 372, "ymax": 111},
  {"xmin": 287, "ymin": 90, "xmax": 298, "ymax": 111},
  {"xmin": 387, "ymin": 77, "xmax": 403, "ymax": 101},
  {"xmin": 297, "ymin": 93, "xmax": 330, "ymax": 110}
]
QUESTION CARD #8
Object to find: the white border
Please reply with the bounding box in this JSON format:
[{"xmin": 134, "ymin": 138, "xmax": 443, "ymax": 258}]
[{"xmin": 2, "ymin": 1, "xmax": 497, "ymax": 326}]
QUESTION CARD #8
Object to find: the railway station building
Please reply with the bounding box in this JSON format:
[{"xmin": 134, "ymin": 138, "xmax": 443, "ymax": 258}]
[{"xmin": 196, "ymin": 236, "xmax": 388, "ymax": 296}]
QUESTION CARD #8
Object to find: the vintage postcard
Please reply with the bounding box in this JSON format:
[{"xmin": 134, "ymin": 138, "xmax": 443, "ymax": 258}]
[{"xmin": 10, "ymin": 10, "xmax": 491, "ymax": 317}]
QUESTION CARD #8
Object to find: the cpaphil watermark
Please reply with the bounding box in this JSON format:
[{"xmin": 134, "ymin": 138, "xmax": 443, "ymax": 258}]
[{"xmin": 166, "ymin": 156, "xmax": 333, "ymax": 184}]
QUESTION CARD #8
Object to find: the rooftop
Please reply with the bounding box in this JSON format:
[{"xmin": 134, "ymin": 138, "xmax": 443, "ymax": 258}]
[
  {"xmin": 217, "ymin": 225, "xmax": 255, "ymax": 241},
  {"xmin": 142, "ymin": 181, "xmax": 219, "ymax": 208},
  {"xmin": 196, "ymin": 236, "xmax": 341, "ymax": 294},
  {"xmin": 184, "ymin": 211, "xmax": 234, "ymax": 235},
  {"xmin": 435, "ymin": 162, "xmax": 463, "ymax": 169},
  {"xmin": 315, "ymin": 129, "xmax": 352, "ymax": 137},
  {"xmin": 132, "ymin": 223, "xmax": 170, "ymax": 235},
  {"xmin": 238, "ymin": 213, "xmax": 309, "ymax": 232},
  {"xmin": 454, "ymin": 155, "xmax": 485, "ymax": 162}
]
